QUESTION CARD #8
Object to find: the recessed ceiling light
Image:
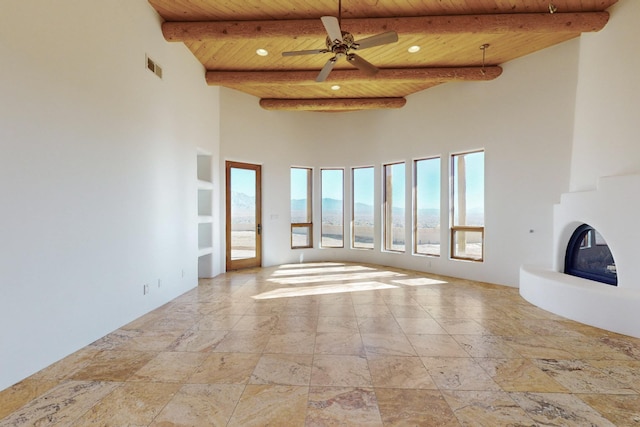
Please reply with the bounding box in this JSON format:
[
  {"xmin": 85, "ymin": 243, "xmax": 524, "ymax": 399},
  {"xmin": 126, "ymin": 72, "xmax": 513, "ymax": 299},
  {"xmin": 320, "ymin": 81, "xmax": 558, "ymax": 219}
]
[
  {"xmin": 408, "ymin": 45, "xmax": 421, "ymax": 53},
  {"xmin": 256, "ymin": 48, "xmax": 268, "ymax": 56},
  {"xmin": 331, "ymin": 85, "xmax": 341, "ymax": 91}
]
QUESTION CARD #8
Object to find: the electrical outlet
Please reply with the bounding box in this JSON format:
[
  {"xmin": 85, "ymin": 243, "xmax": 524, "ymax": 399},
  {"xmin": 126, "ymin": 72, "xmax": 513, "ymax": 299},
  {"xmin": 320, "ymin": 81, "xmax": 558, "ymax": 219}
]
[
  {"xmin": 157, "ymin": 279, "xmax": 162, "ymax": 288},
  {"xmin": 181, "ymin": 269, "xmax": 185, "ymax": 278},
  {"xmin": 143, "ymin": 284, "xmax": 150, "ymax": 295}
]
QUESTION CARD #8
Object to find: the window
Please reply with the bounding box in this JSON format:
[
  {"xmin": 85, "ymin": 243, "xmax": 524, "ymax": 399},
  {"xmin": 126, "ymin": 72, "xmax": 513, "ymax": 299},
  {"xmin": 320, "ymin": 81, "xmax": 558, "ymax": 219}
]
[
  {"xmin": 414, "ymin": 157, "xmax": 440, "ymax": 256},
  {"xmin": 321, "ymin": 168, "xmax": 344, "ymax": 248},
  {"xmin": 451, "ymin": 150, "xmax": 484, "ymax": 261},
  {"xmin": 352, "ymin": 166, "xmax": 374, "ymax": 249},
  {"xmin": 384, "ymin": 162, "xmax": 406, "ymax": 252},
  {"xmin": 291, "ymin": 167, "xmax": 312, "ymax": 248}
]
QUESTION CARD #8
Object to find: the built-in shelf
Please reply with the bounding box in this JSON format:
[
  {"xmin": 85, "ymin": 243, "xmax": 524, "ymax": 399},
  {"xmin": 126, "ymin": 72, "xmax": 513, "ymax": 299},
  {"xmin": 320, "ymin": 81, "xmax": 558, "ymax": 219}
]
[
  {"xmin": 197, "ymin": 149, "xmax": 214, "ymax": 278},
  {"xmin": 198, "ymin": 179, "xmax": 214, "ymax": 190},
  {"xmin": 198, "ymin": 246, "xmax": 213, "ymax": 257},
  {"xmin": 198, "ymin": 215, "xmax": 213, "ymax": 224}
]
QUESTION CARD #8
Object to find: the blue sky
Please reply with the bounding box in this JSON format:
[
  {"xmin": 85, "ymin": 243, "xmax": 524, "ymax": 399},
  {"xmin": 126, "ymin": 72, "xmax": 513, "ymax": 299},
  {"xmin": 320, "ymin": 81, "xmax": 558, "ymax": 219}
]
[
  {"xmin": 321, "ymin": 169, "xmax": 343, "ymax": 200},
  {"xmin": 353, "ymin": 167, "xmax": 374, "ymax": 205},
  {"xmin": 290, "ymin": 168, "xmax": 309, "ymax": 200},
  {"xmin": 454, "ymin": 151, "xmax": 484, "ymax": 210},
  {"xmin": 231, "ymin": 167, "xmax": 255, "ymax": 197},
  {"xmin": 416, "ymin": 158, "xmax": 440, "ymax": 210}
]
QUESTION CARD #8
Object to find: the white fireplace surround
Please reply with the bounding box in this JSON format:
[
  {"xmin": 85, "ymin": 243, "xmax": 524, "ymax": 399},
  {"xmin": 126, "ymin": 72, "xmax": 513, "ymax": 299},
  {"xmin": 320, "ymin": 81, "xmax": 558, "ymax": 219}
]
[{"xmin": 520, "ymin": 174, "xmax": 640, "ymax": 338}]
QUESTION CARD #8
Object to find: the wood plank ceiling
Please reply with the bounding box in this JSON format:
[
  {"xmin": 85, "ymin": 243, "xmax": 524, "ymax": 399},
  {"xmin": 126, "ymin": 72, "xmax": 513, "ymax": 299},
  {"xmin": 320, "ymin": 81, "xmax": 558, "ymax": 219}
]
[{"xmin": 148, "ymin": 0, "xmax": 617, "ymax": 112}]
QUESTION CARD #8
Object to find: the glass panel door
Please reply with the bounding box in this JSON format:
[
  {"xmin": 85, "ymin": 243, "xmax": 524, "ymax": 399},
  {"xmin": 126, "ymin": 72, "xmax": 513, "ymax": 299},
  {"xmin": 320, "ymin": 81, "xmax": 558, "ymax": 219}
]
[{"xmin": 226, "ymin": 161, "xmax": 261, "ymax": 271}]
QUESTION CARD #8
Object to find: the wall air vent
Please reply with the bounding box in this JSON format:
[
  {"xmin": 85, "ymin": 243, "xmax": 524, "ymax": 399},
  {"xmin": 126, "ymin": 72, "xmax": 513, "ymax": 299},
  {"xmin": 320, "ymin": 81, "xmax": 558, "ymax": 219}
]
[{"xmin": 145, "ymin": 54, "xmax": 163, "ymax": 79}]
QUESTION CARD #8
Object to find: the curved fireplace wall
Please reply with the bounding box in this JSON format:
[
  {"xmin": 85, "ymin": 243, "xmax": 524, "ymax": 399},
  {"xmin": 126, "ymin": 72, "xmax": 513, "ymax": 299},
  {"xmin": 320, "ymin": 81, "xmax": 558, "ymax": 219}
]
[{"xmin": 520, "ymin": 175, "xmax": 640, "ymax": 338}]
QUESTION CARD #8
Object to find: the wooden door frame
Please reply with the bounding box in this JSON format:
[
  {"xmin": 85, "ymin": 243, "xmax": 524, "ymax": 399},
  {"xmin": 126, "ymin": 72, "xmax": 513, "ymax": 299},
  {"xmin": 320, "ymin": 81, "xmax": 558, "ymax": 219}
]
[{"xmin": 225, "ymin": 161, "xmax": 262, "ymax": 271}]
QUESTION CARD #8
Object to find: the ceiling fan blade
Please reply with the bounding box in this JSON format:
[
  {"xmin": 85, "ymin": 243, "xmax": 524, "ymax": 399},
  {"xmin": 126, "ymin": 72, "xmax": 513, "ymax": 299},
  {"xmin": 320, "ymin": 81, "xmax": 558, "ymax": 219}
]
[
  {"xmin": 354, "ymin": 31, "xmax": 399, "ymax": 50},
  {"xmin": 316, "ymin": 57, "xmax": 337, "ymax": 82},
  {"xmin": 347, "ymin": 54, "xmax": 379, "ymax": 76},
  {"xmin": 282, "ymin": 49, "xmax": 328, "ymax": 57},
  {"xmin": 321, "ymin": 16, "xmax": 343, "ymax": 43}
]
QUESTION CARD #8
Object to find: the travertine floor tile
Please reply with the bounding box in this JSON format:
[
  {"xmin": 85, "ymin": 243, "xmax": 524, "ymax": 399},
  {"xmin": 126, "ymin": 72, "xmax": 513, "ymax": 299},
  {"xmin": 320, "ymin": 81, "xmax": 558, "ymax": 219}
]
[
  {"xmin": 274, "ymin": 315, "xmax": 318, "ymax": 333},
  {"xmin": 357, "ymin": 317, "xmax": 403, "ymax": 334},
  {"xmin": 510, "ymin": 392, "xmax": 617, "ymax": 426},
  {"xmin": 0, "ymin": 379, "xmax": 59, "ymax": 419},
  {"xmin": 232, "ymin": 314, "xmax": 280, "ymax": 332},
  {"xmin": 476, "ymin": 358, "xmax": 568, "ymax": 392},
  {"xmin": 227, "ymin": 384, "xmax": 308, "ymax": 427},
  {"xmin": 128, "ymin": 351, "xmax": 207, "ymax": 383},
  {"xmin": 362, "ymin": 333, "xmax": 417, "ymax": 357},
  {"xmin": 166, "ymin": 329, "xmax": 228, "ymax": 352},
  {"xmin": 368, "ymin": 355, "xmax": 437, "ymax": 389},
  {"xmin": 211, "ymin": 330, "xmax": 270, "ymax": 353},
  {"xmin": 314, "ymin": 331, "xmax": 365, "ymax": 355},
  {"xmin": 503, "ymin": 336, "xmax": 577, "ymax": 359},
  {"xmin": 453, "ymin": 335, "xmax": 522, "ymax": 358},
  {"xmin": 69, "ymin": 350, "xmax": 157, "ymax": 382},
  {"xmin": 311, "ymin": 355, "xmax": 372, "ymax": 387},
  {"xmin": 442, "ymin": 390, "xmax": 536, "ymax": 426},
  {"xmin": 421, "ymin": 357, "xmax": 501, "ymax": 391},
  {"xmin": 194, "ymin": 314, "xmax": 242, "ymax": 330},
  {"xmin": 437, "ymin": 318, "xmax": 493, "ymax": 335},
  {"xmin": 264, "ymin": 331, "xmax": 316, "ymax": 354},
  {"xmin": 578, "ymin": 393, "xmax": 640, "ymax": 426},
  {"xmin": 249, "ymin": 353, "xmax": 313, "ymax": 385},
  {"xmin": 30, "ymin": 348, "xmax": 100, "ymax": 381},
  {"xmin": 386, "ymin": 304, "xmax": 431, "ymax": 318},
  {"xmin": 72, "ymin": 382, "xmax": 180, "ymax": 426},
  {"xmin": 188, "ymin": 352, "xmax": 261, "ymax": 384},
  {"xmin": 394, "ymin": 317, "xmax": 448, "ymax": 335},
  {"xmin": 0, "ymin": 381, "xmax": 119, "ymax": 426},
  {"xmin": 375, "ymin": 388, "xmax": 459, "ymax": 427},
  {"xmin": 587, "ymin": 359, "xmax": 640, "ymax": 392},
  {"xmin": 531, "ymin": 358, "xmax": 636, "ymax": 394},
  {"xmin": 406, "ymin": 334, "xmax": 470, "ymax": 357},
  {"xmin": 354, "ymin": 304, "xmax": 393, "ymax": 319},
  {"xmin": 306, "ymin": 386, "xmax": 383, "ymax": 427},
  {"xmin": 316, "ymin": 316, "xmax": 359, "ymax": 333},
  {"xmin": 149, "ymin": 384, "xmax": 245, "ymax": 426}
]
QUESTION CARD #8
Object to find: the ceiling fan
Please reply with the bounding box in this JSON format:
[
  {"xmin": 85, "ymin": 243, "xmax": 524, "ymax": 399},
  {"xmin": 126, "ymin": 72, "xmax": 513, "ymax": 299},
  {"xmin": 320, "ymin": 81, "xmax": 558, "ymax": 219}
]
[{"xmin": 282, "ymin": 0, "xmax": 399, "ymax": 82}]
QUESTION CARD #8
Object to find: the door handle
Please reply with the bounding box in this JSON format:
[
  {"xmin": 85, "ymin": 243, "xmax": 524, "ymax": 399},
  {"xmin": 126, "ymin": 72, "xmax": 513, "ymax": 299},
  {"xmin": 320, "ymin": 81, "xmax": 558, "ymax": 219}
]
[{"xmin": 257, "ymin": 224, "xmax": 262, "ymax": 235}]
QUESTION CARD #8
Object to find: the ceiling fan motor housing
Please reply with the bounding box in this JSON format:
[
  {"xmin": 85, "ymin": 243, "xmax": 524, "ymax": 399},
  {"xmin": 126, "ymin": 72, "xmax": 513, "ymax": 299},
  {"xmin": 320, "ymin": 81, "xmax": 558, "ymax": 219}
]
[{"xmin": 326, "ymin": 31, "xmax": 355, "ymax": 53}]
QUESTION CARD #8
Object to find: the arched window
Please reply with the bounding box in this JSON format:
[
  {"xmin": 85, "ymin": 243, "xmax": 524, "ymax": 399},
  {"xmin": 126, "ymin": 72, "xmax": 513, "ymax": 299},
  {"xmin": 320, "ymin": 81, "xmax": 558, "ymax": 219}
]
[{"xmin": 564, "ymin": 224, "xmax": 617, "ymax": 286}]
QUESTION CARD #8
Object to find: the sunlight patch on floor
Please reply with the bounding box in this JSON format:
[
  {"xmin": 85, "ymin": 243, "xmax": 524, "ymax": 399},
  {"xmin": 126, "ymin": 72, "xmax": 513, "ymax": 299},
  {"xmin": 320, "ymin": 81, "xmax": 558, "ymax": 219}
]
[
  {"xmin": 275, "ymin": 262, "xmax": 347, "ymax": 270},
  {"xmin": 392, "ymin": 278, "xmax": 449, "ymax": 286},
  {"xmin": 252, "ymin": 281, "xmax": 398, "ymax": 300},
  {"xmin": 267, "ymin": 270, "xmax": 405, "ymax": 286},
  {"xmin": 270, "ymin": 265, "xmax": 374, "ymax": 276}
]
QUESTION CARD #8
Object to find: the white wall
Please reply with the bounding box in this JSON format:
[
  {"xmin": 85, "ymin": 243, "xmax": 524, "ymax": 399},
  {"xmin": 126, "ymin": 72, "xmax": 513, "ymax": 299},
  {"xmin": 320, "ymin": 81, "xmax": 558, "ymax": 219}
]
[
  {"xmin": 571, "ymin": 0, "xmax": 640, "ymax": 191},
  {"xmin": 0, "ymin": 1, "xmax": 221, "ymax": 390},
  {"xmin": 520, "ymin": 0, "xmax": 640, "ymax": 339},
  {"xmin": 220, "ymin": 38, "xmax": 579, "ymax": 286}
]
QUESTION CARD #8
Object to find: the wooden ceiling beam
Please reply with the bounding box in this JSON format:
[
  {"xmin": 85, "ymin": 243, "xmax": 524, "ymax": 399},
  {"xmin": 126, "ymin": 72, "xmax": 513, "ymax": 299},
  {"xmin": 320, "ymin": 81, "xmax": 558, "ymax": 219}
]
[
  {"xmin": 162, "ymin": 12, "xmax": 609, "ymax": 42},
  {"xmin": 259, "ymin": 98, "xmax": 407, "ymax": 112},
  {"xmin": 206, "ymin": 66, "xmax": 502, "ymax": 86}
]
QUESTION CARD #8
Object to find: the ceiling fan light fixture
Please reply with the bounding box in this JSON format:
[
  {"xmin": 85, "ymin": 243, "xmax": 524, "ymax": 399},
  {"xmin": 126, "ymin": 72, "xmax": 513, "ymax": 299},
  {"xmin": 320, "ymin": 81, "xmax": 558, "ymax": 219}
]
[
  {"xmin": 256, "ymin": 48, "xmax": 269, "ymax": 56},
  {"xmin": 408, "ymin": 45, "xmax": 421, "ymax": 53}
]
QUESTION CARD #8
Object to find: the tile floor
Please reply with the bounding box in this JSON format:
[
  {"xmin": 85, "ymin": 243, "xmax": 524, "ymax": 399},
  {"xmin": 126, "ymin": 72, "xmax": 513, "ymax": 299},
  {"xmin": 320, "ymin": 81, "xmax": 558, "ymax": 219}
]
[{"xmin": 2, "ymin": 262, "xmax": 640, "ymax": 426}]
